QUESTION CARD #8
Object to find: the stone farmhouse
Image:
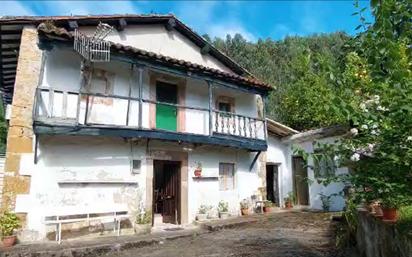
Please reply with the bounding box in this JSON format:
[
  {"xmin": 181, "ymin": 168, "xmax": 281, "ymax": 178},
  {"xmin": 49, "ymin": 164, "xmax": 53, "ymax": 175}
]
[{"xmin": 0, "ymin": 15, "xmax": 347, "ymax": 242}]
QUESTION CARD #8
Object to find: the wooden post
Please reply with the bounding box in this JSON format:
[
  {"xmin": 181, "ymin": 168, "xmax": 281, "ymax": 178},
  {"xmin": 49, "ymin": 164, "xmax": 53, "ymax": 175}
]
[
  {"xmin": 138, "ymin": 66, "xmax": 144, "ymax": 129},
  {"xmin": 262, "ymin": 95, "xmax": 268, "ymax": 141},
  {"xmin": 208, "ymin": 81, "xmax": 213, "ymax": 136},
  {"xmin": 126, "ymin": 64, "xmax": 133, "ymax": 126}
]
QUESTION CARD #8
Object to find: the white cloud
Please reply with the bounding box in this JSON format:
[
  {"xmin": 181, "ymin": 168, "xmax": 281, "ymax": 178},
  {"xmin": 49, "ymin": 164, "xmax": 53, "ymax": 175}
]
[
  {"xmin": 0, "ymin": 1, "xmax": 35, "ymax": 16},
  {"xmin": 1, "ymin": 1, "xmax": 141, "ymax": 17},
  {"xmin": 175, "ymin": 1, "xmax": 256, "ymax": 41},
  {"xmin": 208, "ymin": 23, "xmax": 256, "ymax": 41}
]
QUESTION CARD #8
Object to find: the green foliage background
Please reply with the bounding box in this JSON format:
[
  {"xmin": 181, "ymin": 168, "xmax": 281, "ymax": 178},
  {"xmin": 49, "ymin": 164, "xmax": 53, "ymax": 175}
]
[{"xmin": 204, "ymin": 32, "xmax": 350, "ymax": 131}]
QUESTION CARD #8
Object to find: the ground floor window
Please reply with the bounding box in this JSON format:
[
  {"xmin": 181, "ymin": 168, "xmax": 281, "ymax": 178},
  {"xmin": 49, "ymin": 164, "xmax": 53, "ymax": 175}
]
[{"xmin": 219, "ymin": 163, "xmax": 235, "ymax": 191}]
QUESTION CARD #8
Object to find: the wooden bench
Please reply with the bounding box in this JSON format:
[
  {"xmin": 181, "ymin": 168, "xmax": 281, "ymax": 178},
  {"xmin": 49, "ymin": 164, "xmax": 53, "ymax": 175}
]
[{"xmin": 44, "ymin": 209, "xmax": 130, "ymax": 244}]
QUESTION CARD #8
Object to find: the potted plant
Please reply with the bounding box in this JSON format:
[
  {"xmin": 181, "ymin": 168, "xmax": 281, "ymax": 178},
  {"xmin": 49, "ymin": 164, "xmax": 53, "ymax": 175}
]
[
  {"xmin": 284, "ymin": 192, "xmax": 295, "ymax": 209},
  {"xmin": 194, "ymin": 162, "xmax": 202, "ymax": 177},
  {"xmin": 218, "ymin": 201, "xmax": 229, "ymax": 219},
  {"xmin": 134, "ymin": 209, "xmax": 152, "ymax": 235},
  {"xmin": 240, "ymin": 199, "xmax": 249, "ymax": 216},
  {"xmin": 380, "ymin": 195, "xmax": 403, "ymax": 222},
  {"xmin": 263, "ymin": 201, "xmax": 275, "ymax": 213},
  {"xmin": 0, "ymin": 211, "xmax": 21, "ymax": 247},
  {"xmin": 196, "ymin": 205, "xmax": 211, "ymax": 221}
]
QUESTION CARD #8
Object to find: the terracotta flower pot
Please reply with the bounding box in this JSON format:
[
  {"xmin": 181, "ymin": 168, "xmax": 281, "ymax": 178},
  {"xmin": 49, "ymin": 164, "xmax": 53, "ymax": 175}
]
[
  {"xmin": 241, "ymin": 208, "xmax": 249, "ymax": 216},
  {"xmin": 263, "ymin": 207, "xmax": 273, "ymax": 213},
  {"xmin": 194, "ymin": 169, "xmax": 202, "ymax": 177},
  {"xmin": 382, "ymin": 208, "xmax": 398, "ymax": 221},
  {"xmin": 2, "ymin": 235, "xmax": 17, "ymax": 247},
  {"xmin": 285, "ymin": 201, "xmax": 293, "ymax": 209}
]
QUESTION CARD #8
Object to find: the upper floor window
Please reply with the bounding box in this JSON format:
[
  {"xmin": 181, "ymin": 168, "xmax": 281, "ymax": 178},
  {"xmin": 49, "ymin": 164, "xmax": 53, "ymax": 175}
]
[
  {"xmin": 216, "ymin": 96, "xmax": 235, "ymax": 113},
  {"xmin": 219, "ymin": 163, "xmax": 235, "ymax": 191}
]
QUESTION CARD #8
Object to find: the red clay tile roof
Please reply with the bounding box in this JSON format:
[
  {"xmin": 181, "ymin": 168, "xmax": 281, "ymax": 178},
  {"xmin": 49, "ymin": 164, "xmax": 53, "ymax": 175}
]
[{"xmin": 37, "ymin": 23, "xmax": 272, "ymax": 91}]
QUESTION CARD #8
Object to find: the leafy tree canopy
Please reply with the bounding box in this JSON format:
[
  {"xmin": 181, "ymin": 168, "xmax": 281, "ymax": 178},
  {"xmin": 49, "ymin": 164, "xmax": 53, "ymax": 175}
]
[{"xmin": 206, "ymin": 31, "xmax": 350, "ymax": 131}]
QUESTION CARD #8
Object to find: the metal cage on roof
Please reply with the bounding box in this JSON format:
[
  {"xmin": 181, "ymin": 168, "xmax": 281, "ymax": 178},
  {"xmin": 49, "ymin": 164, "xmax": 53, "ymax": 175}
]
[{"xmin": 74, "ymin": 22, "xmax": 113, "ymax": 62}]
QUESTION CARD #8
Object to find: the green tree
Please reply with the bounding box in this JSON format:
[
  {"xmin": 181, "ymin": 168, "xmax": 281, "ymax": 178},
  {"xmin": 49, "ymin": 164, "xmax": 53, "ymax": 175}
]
[{"xmin": 207, "ymin": 32, "xmax": 350, "ymax": 130}]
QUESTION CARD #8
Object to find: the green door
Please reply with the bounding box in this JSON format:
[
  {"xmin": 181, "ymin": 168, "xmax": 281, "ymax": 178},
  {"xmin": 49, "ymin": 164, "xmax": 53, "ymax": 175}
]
[{"xmin": 156, "ymin": 81, "xmax": 177, "ymax": 131}]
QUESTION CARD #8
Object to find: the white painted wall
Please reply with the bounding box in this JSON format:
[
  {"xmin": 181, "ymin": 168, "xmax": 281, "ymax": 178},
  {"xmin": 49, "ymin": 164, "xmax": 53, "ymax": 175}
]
[
  {"xmin": 16, "ymin": 135, "xmax": 147, "ymax": 239},
  {"xmin": 16, "ymin": 136, "xmax": 264, "ymax": 239},
  {"xmin": 79, "ymin": 25, "xmax": 234, "ymax": 73},
  {"xmin": 39, "ymin": 48, "xmax": 264, "ymax": 139},
  {"xmin": 292, "ymin": 136, "xmax": 348, "ymax": 211},
  {"xmin": 265, "ymin": 135, "xmax": 293, "ymax": 207},
  {"xmin": 187, "ymin": 147, "xmax": 260, "ymax": 221}
]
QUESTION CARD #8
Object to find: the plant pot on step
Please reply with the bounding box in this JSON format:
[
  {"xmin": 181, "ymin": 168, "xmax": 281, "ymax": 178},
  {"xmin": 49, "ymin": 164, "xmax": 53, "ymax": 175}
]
[
  {"xmin": 284, "ymin": 201, "xmax": 293, "ymax": 209},
  {"xmin": 196, "ymin": 213, "xmax": 208, "ymax": 221},
  {"xmin": 2, "ymin": 235, "xmax": 17, "ymax": 247},
  {"xmin": 134, "ymin": 224, "xmax": 151, "ymax": 235},
  {"xmin": 263, "ymin": 207, "xmax": 274, "ymax": 213},
  {"xmin": 382, "ymin": 208, "xmax": 398, "ymax": 222},
  {"xmin": 219, "ymin": 212, "xmax": 230, "ymax": 219},
  {"xmin": 241, "ymin": 208, "xmax": 249, "ymax": 216}
]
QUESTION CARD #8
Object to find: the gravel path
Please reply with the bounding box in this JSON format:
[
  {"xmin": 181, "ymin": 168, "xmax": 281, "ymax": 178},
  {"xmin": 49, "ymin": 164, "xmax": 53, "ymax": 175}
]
[{"xmin": 106, "ymin": 211, "xmax": 344, "ymax": 257}]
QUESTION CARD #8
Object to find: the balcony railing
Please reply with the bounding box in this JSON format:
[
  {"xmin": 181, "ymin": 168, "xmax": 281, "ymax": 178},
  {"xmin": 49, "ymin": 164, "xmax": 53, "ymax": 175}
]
[{"xmin": 34, "ymin": 87, "xmax": 266, "ymax": 141}]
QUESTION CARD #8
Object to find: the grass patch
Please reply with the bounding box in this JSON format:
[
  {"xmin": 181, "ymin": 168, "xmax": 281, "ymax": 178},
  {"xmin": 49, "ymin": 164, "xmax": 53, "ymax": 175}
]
[{"xmin": 397, "ymin": 205, "xmax": 412, "ymax": 238}]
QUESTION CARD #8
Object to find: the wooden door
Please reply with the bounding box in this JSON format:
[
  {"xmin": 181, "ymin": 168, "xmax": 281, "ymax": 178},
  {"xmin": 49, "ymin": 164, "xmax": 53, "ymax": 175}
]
[
  {"xmin": 156, "ymin": 81, "xmax": 177, "ymax": 131},
  {"xmin": 162, "ymin": 162, "xmax": 180, "ymax": 224},
  {"xmin": 292, "ymin": 156, "xmax": 309, "ymax": 205},
  {"xmin": 266, "ymin": 164, "xmax": 280, "ymax": 206}
]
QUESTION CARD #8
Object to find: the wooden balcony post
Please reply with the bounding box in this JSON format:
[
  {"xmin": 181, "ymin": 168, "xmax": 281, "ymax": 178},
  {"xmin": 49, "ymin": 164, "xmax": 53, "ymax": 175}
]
[
  {"xmin": 208, "ymin": 81, "xmax": 213, "ymax": 136},
  {"xmin": 262, "ymin": 95, "xmax": 268, "ymax": 141},
  {"xmin": 126, "ymin": 64, "xmax": 133, "ymax": 126},
  {"xmin": 138, "ymin": 66, "xmax": 144, "ymax": 129}
]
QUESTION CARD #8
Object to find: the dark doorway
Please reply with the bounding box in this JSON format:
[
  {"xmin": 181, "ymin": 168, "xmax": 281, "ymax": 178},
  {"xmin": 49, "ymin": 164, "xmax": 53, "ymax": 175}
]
[
  {"xmin": 153, "ymin": 160, "xmax": 181, "ymax": 224},
  {"xmin": 292, "ymin": 156, "xmax": 310, "ymax": 206},
  {"xmin": 266, "ymin": 164, "xmax": 280, "ymax": 206}
]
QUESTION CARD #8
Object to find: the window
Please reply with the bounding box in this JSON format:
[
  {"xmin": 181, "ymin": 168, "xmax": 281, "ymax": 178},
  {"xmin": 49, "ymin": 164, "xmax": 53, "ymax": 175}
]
[
  {"xmin": 313, "ymin": 151, "xmax": 336, "ymax": 178},
  {"xmin": 219, "ymin": 163, "xmax": 235, "ymax": 191},
  {"xmin": 131, "ymin": 160, "xmax": 141, "ymax": 174},
  {"xmin": 218, "ymin": 102, "xmax": 231, "ymax": 113}
]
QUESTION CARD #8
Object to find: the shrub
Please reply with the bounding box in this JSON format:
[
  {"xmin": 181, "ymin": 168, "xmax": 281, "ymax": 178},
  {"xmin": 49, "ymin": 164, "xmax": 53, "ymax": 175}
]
[
  {"xmin": 218, "ymin": 201, "xmax": 229, "ymax": 213},
  {"xmin": 0, "ymin": 211, "xmax": 21, "ymax": 237}
]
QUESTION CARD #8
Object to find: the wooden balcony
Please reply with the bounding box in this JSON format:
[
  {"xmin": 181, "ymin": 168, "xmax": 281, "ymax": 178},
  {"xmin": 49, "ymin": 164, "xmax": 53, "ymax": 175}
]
[{"xmin": 33, "ymin": 87, "xmax": 267, "ymax": 151}]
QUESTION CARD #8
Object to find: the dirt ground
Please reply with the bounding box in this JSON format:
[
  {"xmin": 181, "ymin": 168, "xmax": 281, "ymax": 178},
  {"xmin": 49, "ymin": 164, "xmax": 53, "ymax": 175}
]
[{"xmin": 106, "ymin": 211, "xmax": 347, "ymax": 257}]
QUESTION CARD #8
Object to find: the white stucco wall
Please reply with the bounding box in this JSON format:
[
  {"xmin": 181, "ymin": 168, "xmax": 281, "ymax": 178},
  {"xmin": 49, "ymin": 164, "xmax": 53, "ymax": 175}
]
[
  {"xmin": 187, "ymin": 147, "xmax": 260, "ymax": 221},
  {"xmin": 79, "ymin": 24, "xmax": 233, "ymax": 73},
  {"xmin": 265, "ymin": 135, "xmax": 293, "ymax": 207},
  {"xmin": 16, "ymin": 135, "xmax": 147, "ymax": 239},
  {"xmin": 292, "ymin": 136, "xmax": 348, "ymax": 211},
  {"xmin": 16, "ymin": 135, "xmax": 264, "ymax": 239}
]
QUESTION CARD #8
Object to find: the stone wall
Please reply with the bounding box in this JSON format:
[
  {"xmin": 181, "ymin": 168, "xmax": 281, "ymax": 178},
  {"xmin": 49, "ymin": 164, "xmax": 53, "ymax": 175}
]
[
  {"xmin": 356, "ymin": 208, "xmax": 412, "ymax": 257},
  {"xmin": 1, "ymin": 26, "xmax": 43, "ymax": 220}
]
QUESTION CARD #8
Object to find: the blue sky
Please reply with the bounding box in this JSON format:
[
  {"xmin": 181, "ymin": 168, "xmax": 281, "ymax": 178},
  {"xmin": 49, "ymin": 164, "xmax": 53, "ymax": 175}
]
[{"xmin": 2, "ymin": 1, "xmax": 372, "ymax": 41}]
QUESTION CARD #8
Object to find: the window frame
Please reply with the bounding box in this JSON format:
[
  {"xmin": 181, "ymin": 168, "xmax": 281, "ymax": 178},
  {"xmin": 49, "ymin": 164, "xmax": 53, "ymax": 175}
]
[{"xmin": 219, "ymin": 162, "xmax": 236, "ymax": 191}]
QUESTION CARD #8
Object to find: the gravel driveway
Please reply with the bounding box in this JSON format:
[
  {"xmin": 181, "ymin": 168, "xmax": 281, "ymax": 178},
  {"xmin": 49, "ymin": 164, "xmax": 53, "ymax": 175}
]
[{"xmin": 106, "ymin": 211, "xmax": 344, "ymax": 257}]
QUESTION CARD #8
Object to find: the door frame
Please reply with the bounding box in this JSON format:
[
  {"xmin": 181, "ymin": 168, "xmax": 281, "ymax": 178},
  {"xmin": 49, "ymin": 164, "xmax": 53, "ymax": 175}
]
[
  {"xmin": 292, "ymin": 156, "xmax": 310, "ymax": 206},
  {"xmin": 152, "ymin": 160, "xmax": 181, "ymax": 225},
  {"xmin": 265, "ymin": 163, "xmax": 281, "ymax": 207}
]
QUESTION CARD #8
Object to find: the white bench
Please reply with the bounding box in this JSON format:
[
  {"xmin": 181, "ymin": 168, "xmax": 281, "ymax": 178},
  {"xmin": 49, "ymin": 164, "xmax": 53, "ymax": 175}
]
[{"xmin": 44, "ymin": 209, "xmax": 130, "ymax": 244}]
